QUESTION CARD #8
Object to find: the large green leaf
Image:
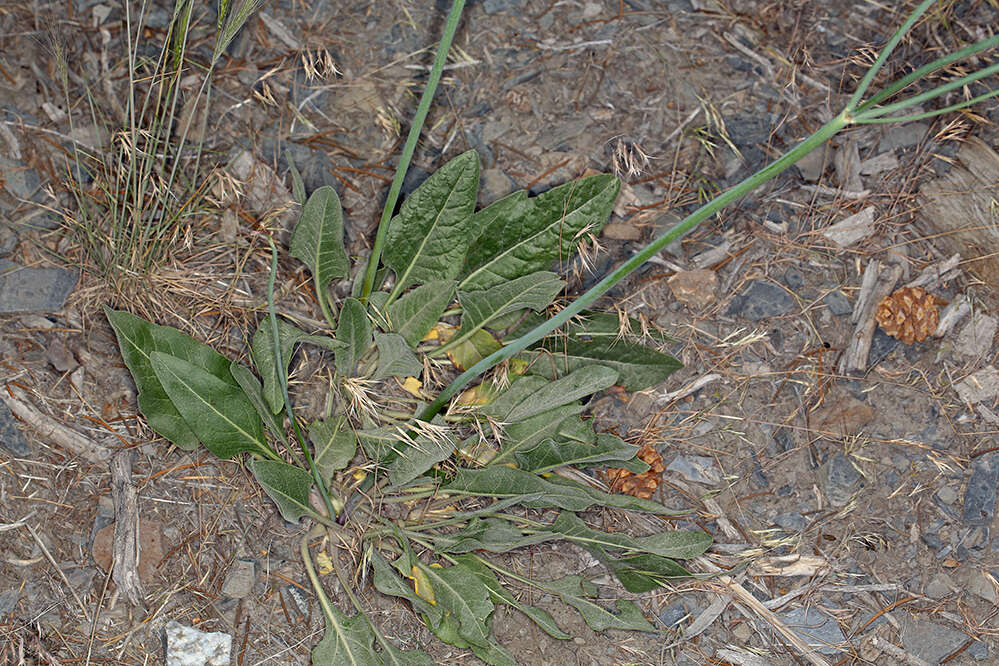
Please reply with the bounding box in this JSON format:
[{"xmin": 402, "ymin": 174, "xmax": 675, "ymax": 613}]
[
  {"xmin": 308, "ymin": 415, "xmax": 357, "ymax": 482},
  {"xmin": 385, "ymin": 280, "xmax": 455, "ymax": 347},
  {"xmin": 148, "ymin": 351, "xmax": 274, "ymax": 460},
  {"xmin": 369, "ymin": 549, "xmax": 441, "ymax": 626},
  {"xmin": 507, "ymin": 310, "xmax": 674, "ymax": 344},
  {"xmin": 412, "ymin": 560, "xmax": 493, "ymax": 648},
  {"xmin": 248, "ymin": 459, "xmax": 318, "ymax": 523},
  {"xmin": 105, "ymin": 307, "xmax": 237, "ymax": 450},
  {"xmin": 312, "ymin": 605, "xmax": 380, "ymax": 666},
  {"xmin": 444, "ymin": 466, "xmax": 611, "ymax": 512},
  {"xmin": 446, "ymin": 467, "xmax": 678, "ymax": 514},
  {"xmin": 383, "ymin": 151, "xmax": 480, "ymax": 301},
  {"xmin": 551, "ymin": 512, "xmax": 710, "ymax": 559},
  {"xmin": 542, "ymin": 576, "xmax": 655, "ymax": 633},
  {"xmin": 488, "ymin": 404, "xmax": 586, "ymax": 467},
  {"xmin": 465, "ymin": 190, "xmax": 528, "ymax": 246},
  {"xmin": 453, "ymin": 555, "xmax": 571, "ymax": 640},
  {"xmin": 252, "ymin": 316, "xmax": 342, "ymax": 414},
  {"xmin": 229, "ymin": 362, "xmax": 287, "ymax": 444},
  {"xmin": 478, "ymin": 376, "xmax": 549, "ymax": 421},
  {"xmin": 515, "ymin": 433, "xmax": 639, "ymax": 473},
  {"xmin": 459, "ymin": 174, "xmax": 619, "ymax": 291},
  {"xmin": 591, "ymin": 551, "xmax": 694, "ymax": 594},
  {"xmin": 504, "ymin": 365, "xmax": 617, "ymax": 422},
  {"xmin": 386, "ymin": 427, "xmax": 456, "ymax": 488},
  {"xmin": 289, "ymin": 186, "xmax": 349, "ymax": 326},
  {"xmin": 544, "ymin": 474, "xmax": 682, "ymax": 514},
  {"xmin": 356, "ymin": 426, "xmax": 399, "ymax": 463},
  {"xmin": 452, "ymin": 272, "xmax": 564, "ymax": 349},
  {"xmin": 522, "ymin": 337, "xmax": 682, "ymax": 391},
  {"xmin": 335, "ymin": 298, "xmax": 373, "ymax": 375},
  {"xmin": 434, "ymin": 518, "xmax": 557, "ymax": 554},
  {"xmin": 372, "ymin": 333, "xmax": 424, "ymax": 380}
]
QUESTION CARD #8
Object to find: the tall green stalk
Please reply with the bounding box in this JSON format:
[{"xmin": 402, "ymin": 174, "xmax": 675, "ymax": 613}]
[{"xmin": 358, "ymin": 0, "xmax": 467, "ymax": 304}]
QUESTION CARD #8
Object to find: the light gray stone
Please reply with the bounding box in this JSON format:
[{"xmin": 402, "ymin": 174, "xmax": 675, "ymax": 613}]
[
  {"xmin": 165, "ymin": 620, "xmax": 232, "ymax": 666},
  {"xmin": 779, "ymin": 607, "xmax": 848, "ymax": 655},
  {"xmin": 925, "ymin": 572, "xmax": 954, "ymax": 599},
  {"xmin": 955, "ymin": 312, "xmax": 997, "ymax": 358},
  {"xmin": 902, "ymin": 619, "xmax": 967, "ymax": 664},
  {"xmin": 666, "ymin": 455, "xmax": 721, "ymax": 485},
  {"xmin": 221, "ymin": 559, "xmax": 256, "ymax": 599},
  {"xmin": 954, "ymin": 366, "xmax": 999, "ymax": 405},
  {"xmin": 0, "ymin": 261, "xmax": 77, "ymax": 313}
]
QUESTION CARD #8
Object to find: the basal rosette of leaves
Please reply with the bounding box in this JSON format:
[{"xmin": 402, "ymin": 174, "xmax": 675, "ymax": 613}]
[
  {"xmin": 107, "ymin": 149, "xmax": 704, "ymax": 664},
  {"xmin": 105, "ymin": 0, "xmax": 999, "ymax": 660}
]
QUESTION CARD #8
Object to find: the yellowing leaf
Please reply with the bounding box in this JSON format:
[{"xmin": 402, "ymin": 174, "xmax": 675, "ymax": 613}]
[
  {"xmin": 432, "ymin": 322, "xmax": 457, "ymax": 343},
  {"xmin": 446, "ymin": 329, "xmax": 501, "ymax": 371},
  {"xmin": 410, "ymin": 565, "xmax": 437, "ymax": 606},
  {"xmin": 509, "ymin": 358, "xmax": 530, "ymax": 375},
  {"xmin": 455, "ymin": 385, "xmax": 495, "ymax": 407},
  {"xmin": 316, "ymin": 551, "xmax": 334, "ymax": 575},
  {"xmin": 399, "ymin": 376, "xmax": 423, "ymax": 397}
]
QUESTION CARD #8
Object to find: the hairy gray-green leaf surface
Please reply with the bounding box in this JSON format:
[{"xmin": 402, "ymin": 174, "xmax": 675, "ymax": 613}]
[
  {"xmin": 106, "ymin": 308, "xmax": 237, "ymax": 450},
  {"xmin": 522, "ymin": 338, "xmax": 682, "ymax": 391},
  {"xmin": 412, "ymin": 560, "xmax": 493, "ymax": 648},
  {"xmin": 383, "ymin": 151, "xmax": 479, "ymax": 301},
  {"xmin": 385, "ymin": 280, "xmax": 455, "ymax": 347},
  {"xmin": 289, "ymin": 186, "xmax": 349, "ymax": 325},
  {"xmin": 514, "ymin": 433, "xmax": 639, "ymax": 473},
  {"xmin": 148, "ymin": 352, "xmax": 272, "ymax": 460},
  {"xmin": 309, "ymin": 416, "xmax": 357, "ymax": 483},
  {"xmin": 455, "ymin": 272, "xmax": 564, "ymax": 346},
  {"xmin": 373, "ymin": 333, "xmax": 424, "ymax": 380},
  {"xmin": 454, "ymin": 555, "xmax": 571, "ymax": 640},
  {"xmin": 312, "ymin": 605, "xmax": 380, "ymax": 666},
  {"xmin": 335, "ymin": 298, "xmax": 373, "ymax": 375},
  {"xmin": 229, "ymin": 362, "xmax": 287, "ymax": 444},
  {"xmin": 252, "ymin": 316, "xmax": 342, "ymax": 414},
  {"xmin": 248, "ymin": 459, "xmax": 317, "ymax": 523},
  {"xmin": 460, "ymin": 174, "xmax": 619, "ymax": 291}
]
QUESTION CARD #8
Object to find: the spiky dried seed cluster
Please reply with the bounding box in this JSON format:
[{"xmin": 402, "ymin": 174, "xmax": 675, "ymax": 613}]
[
  {"xmin": 605, "ymin": 443, "xmax": 665, "ymax": 500},
  {"xmin": 875, "ymin": 286, "xmax": 939, "ymax": 344}
]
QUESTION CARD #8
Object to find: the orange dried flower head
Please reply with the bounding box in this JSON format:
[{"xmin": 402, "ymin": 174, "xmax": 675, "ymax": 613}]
[
  {"xmin": 605, "ymin": 443, "xmax": 664, "ymax": 500},
  {"xmin": 875, "ymin": 286, "xmax": 939, "ymax": 344}
]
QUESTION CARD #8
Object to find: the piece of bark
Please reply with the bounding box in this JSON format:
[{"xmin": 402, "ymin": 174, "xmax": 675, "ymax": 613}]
[
  {"xmin": 934, "ymin": 294, "xmax": 971, "ymax": 338},
  {"xmin": 917, "ymin": 137, "xmax": 999, "ymax": 288},
  {"xmin": 905, "ymin": 253, "xmax": 962, "ymax": 291},
  {"xmin": 111, "ymin": 451, "xmax": 146, "ymax": 609},
  {"xmin": 839, "ymin": 262, "xmax": 903, "ymax": 374}
]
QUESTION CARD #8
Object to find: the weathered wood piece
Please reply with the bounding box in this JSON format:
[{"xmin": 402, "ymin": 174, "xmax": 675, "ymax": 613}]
[
  {"xmin": 917, "ymin": 136, "xmax": 999, "ymax": 287},
  {"xmin": 839, "ymin": 261, "xmax": 903, "ymax": 374},
  {"xmin": 111, "ymin": 451, "xmax": 146, "ymax": 609}
]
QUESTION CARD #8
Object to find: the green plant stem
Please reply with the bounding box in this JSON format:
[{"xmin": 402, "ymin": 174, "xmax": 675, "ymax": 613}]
[
  {"xmin": 419, "ymin": 111, "xmax": 850, "ymax": 421},
  {"xmin": 847, "ymin": 0, "xmax": 937, "ymax": 109},
  {"xmin": 266, "ymin": 237, "xmax": 344, "ymax": 519},
  {"xmin": 358, "ymin": 0, "xmax": 466, "ymax": 305},
  {"xmin": 856, "ymin": 33, "xmax": 999, "ymax": 111}
]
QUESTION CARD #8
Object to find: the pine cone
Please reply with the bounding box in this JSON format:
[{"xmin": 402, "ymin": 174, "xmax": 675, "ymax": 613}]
[
  {"xmin": 875, "ymin": 286, "xmax": 939, "ymax": 344},
  {"xmin": 605, "ymin": 443, "xmax": 665, "ymax": 500}
]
